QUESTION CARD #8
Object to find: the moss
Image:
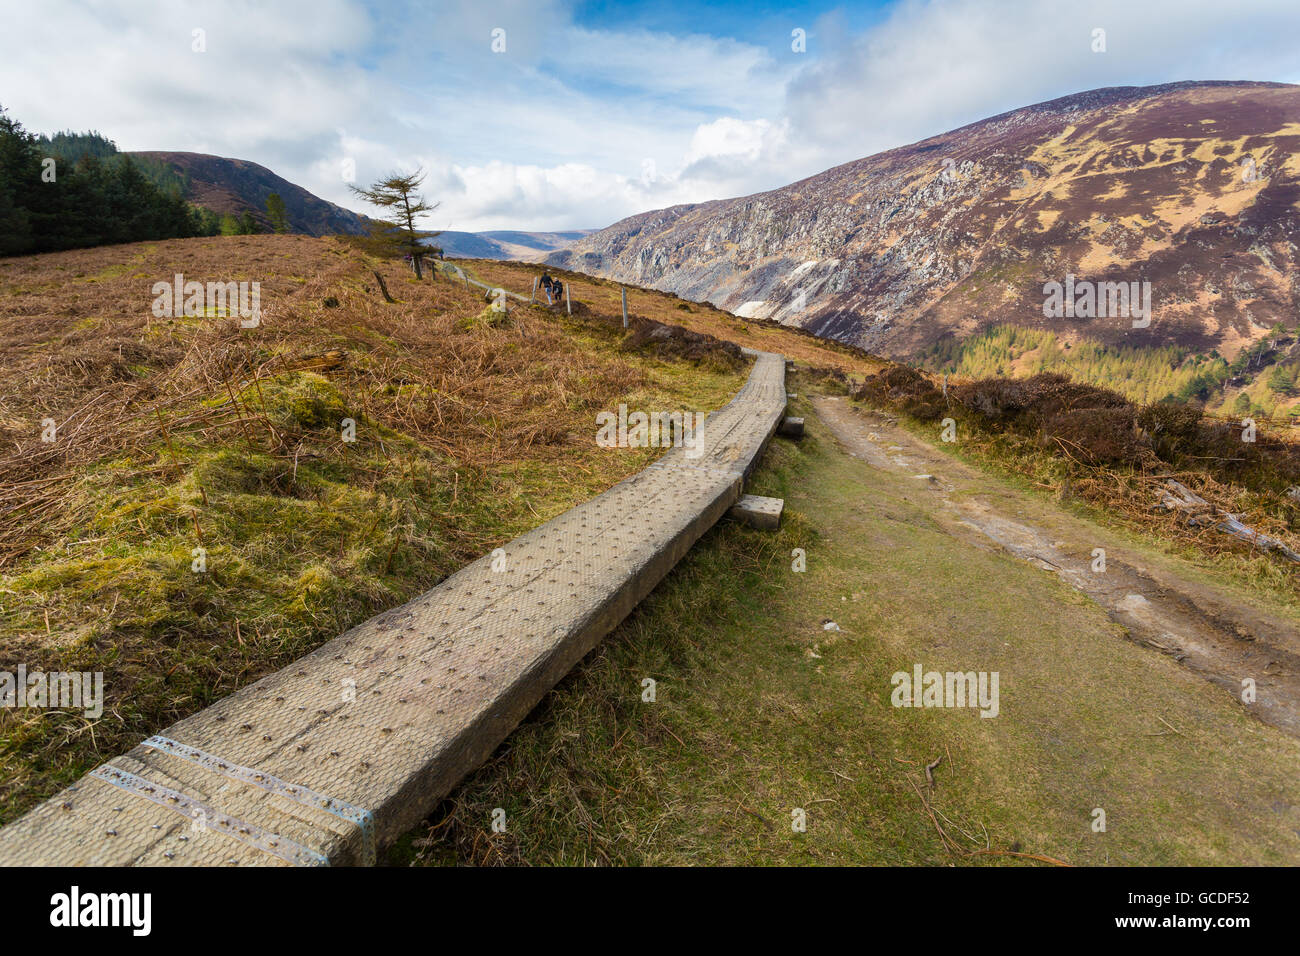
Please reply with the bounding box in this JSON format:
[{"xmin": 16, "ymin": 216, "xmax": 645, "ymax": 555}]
[{"xmin": 259, "ymin": 372, "xmax": 351, "ymax": 431}]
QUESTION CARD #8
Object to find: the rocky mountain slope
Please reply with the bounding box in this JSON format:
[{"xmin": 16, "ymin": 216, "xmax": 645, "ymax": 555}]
[
  {"xmin": 129, "ymin": 151, "xmax": 369, "ymax": 236},
  {"xmin": 547, "ymin": 81, "xmax": 1300, "ymax": 360}
]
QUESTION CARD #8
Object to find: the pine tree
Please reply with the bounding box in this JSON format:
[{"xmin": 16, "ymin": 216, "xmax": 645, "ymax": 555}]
[
  {"xmin": 0, "ymin": 103, "xmax": 211, "ymax": 255},
  {"xmin": 0, "ymin": 105, "xmax": 42, "ymax": 253},
  {"xmin": 348, "ymin": 168, "xmax": 440, "ymax": 278},
  {"xmin": 264, "ymin": 192, "xmax": 288, "ymax": 233}
]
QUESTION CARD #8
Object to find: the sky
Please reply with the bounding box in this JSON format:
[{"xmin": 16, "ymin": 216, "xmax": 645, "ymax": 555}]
[{"xmin": 2, "ymin": 0, "xmax": 1299, "ymax": 232}]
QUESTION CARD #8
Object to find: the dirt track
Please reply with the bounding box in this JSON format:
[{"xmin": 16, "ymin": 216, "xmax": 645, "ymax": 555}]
[{"xmin": 815, "ymin": 395, "xmax": 1300, "ymax": 737}]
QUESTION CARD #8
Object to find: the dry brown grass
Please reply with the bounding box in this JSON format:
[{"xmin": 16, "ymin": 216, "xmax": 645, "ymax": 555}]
[
  {"xmin": 0, "ymin": 237, "xmax": 743, "ymax": 569},
  {"xmin": 460, "ymin": 258, "xmax": 889, "ymax": 381},
  {"xmin": 0, "ymin": 235, "xmax": 748, "ymax": 820}
]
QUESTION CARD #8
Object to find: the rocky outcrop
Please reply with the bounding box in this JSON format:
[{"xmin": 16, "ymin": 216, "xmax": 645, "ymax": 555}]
[{"xmin": 549, "ymin": 81, "xmax": 1300, "ymax": 360}]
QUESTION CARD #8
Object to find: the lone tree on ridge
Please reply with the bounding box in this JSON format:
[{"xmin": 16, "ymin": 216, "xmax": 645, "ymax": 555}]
[{"xmin": 349, "ymin": 168, "xmax": 440, "ymax": 279}]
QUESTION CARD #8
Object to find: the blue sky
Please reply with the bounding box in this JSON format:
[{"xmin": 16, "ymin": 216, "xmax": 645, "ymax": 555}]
[
  {"xmin": 572, "ymin": 0, "xmax": 892, "ymax": 50},
  {"xmin": 3, "ymin": 0, "xmax": 1298, "ymax": 231}
]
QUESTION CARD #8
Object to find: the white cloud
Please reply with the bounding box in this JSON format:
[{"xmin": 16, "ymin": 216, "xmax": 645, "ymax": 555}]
[
  {"xmin": 1, "ymin": 0, "xmax": 1297, "ymax": 232},
  {"xmin": 685, "ymin": 117, "xmax": 774, "ymax": 166},
  {"xmin": 556, "ymin": 27, "xmax": 784, "ymax": 113},
  {"xmin": 783, "ymin": 0, "xmax": 1300, "ymax": 168}
]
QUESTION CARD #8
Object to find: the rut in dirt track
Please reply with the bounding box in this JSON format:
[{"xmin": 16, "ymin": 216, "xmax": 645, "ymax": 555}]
[{"xmin": 814, "ymin": 395, "xmax": 1300, "ymax": 737}]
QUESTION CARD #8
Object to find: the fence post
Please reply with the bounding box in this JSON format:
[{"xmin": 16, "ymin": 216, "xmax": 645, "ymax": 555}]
[
  {"xmin": 621, "ymin": 286, "xmax": 628, "ymax": 328},
  {"xmin": 530, "ymin": 277, "xmax": 538, "ymax": 304},
  {"xmin": 565, "ymin": 282, "xmax": 571, "ymax": 315}
]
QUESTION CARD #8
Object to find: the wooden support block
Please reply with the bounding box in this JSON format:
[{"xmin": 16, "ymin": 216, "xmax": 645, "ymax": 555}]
[
  {"xmin": 778, "ymin": 416, "xmax": 804, "ymax": 438},
  {"xmin": 730, "ymin": 494, "xmax": 784, "ymax": 530}
]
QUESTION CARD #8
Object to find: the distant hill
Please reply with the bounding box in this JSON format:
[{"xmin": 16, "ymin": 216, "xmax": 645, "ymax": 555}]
[
  {"xmin": 129, "ymin": 151, "xmax": 369, "ymax": 236},
  {"xmin": 435, "ymin": 229, "xmax": 594, "ymax": 261}
]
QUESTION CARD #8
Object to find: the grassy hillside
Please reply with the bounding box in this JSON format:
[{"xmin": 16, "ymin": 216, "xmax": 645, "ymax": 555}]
[
  {"xmin": 460, "ymin": 258, "xmax": 890, "ymax": 380},
  {"xmin": 0, "ymin": 235, "xmax": 748, "ymax": 822},
  {"xmin": 851, "ymin": 365, "xmax": 1300, "ymax": 598},
  {"xmin": 6, "ymin": 240, "xmax": 1293, "ymax": 860}
]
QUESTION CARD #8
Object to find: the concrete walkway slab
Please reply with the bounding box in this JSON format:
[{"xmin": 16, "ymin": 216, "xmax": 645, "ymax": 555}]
[
  {"xmin": 730, "ymin": 494, "xmax": 785, "ymax": 530},
  {"xmin": 0, "ymin": 353, "xmax": 787, "ymax": 866}
]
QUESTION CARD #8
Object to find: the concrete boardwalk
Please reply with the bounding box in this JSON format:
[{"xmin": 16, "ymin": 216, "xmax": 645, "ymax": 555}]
[{"xmin": 0, "ymin": 352, "xmax": 787, "ymax": 866}]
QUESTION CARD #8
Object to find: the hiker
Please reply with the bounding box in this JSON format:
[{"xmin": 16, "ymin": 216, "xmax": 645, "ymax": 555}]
[{"xmin": 540, "ymin": 272, "xmax": 556, "ymax": 304}]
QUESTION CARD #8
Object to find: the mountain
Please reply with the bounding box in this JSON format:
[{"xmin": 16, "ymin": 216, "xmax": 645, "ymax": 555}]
[
  {"xmin": 435, "ymin": 229, "xmax": 595, "ymax": 260},
  {"xmin": 547, "ymin": 81, "xmax": 1300, "ymax": 361},
  {"xmin": 123, "ymin": 150, "xmax": 588, "ymax": 254},
  {"xmin": 128, "ymin": 151, "xmax": 369, "ymax": 236}
]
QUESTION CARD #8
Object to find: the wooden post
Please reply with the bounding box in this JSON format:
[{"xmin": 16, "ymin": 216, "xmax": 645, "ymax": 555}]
[
  {"xmin": 530, "ymin": 277, "xmax": 538, "ymax": 304},
  {"xmin": 621, "ymin": 286, "xmax": 628, "ymax": 328},
  {"xmin": 565, "ymin": 282, "xmax": 571, "ymax": 315}
]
